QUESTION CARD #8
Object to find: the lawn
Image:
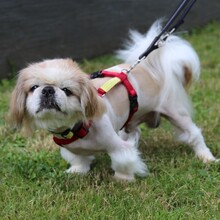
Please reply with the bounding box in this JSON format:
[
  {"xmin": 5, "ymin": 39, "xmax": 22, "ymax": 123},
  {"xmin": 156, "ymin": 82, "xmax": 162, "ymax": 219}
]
[{"xmin": 0, "ymin": 22, "xmax": 220, "ymax": 219}]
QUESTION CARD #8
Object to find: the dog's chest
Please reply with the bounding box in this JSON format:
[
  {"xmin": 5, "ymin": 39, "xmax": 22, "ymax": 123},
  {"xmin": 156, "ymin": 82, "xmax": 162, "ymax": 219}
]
[{"xmin": 64, "ymin": 145, "xmax": 104, "ymax": 156}]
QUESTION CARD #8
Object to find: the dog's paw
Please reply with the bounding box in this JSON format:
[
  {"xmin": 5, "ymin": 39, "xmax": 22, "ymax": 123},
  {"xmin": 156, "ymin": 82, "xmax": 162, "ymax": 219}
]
[
  {"xmin": 200, "ymin": 158, "xmax": 220, "ymax": 163},
  {"xmin": 196, "ymin": 150, "xmax": 216, "ymax": 163},
  {"xmin": 65, "ymin": 165, "xmax": 90, "ymax": 174},
  {"xmin": 114, "ymin": 172, "xmax": 135, "ymax": 182}
]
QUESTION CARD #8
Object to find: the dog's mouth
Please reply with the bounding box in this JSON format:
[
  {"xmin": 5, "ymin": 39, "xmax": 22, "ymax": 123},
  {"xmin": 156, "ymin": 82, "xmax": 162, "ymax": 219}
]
[
  {"xmin": 36, "ymin": 92, "xmax": 62, "ymax": 113},
  {"xmin": 36, "ymin": 98, "xmax": 62, "ymax": 113}
]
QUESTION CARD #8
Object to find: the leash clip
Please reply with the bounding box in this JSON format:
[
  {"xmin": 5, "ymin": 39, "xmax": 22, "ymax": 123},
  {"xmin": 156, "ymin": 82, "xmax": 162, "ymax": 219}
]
[
  {"xmin": 157, "ymin": 27, "xmax": 176, "ymax": 47},
  {"xmin": 123, "ymin": 56, "xmax": 146, "ymax": 75}
]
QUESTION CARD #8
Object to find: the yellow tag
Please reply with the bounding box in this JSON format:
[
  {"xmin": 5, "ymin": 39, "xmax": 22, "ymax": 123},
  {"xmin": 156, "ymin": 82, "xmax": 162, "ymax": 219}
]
[
  {"xmin": 65, "ymin": 131, "xmax": 74, "ymax": 139},
  {"xmin": 100, "ymin": 77, "xmax": 121, "ymax": 93}
]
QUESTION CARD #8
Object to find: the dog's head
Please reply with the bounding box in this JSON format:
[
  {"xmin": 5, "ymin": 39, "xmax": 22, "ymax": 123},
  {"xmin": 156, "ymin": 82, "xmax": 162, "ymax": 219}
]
[{"xmin": 9, "ymin": 58, "xmax": 105, "ymax": 135}]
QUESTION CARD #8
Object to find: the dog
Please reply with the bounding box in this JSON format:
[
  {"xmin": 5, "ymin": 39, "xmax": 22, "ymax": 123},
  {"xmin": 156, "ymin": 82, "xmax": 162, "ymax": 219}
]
[{"xmin": 9, "ymin": 21, "xmax": 217, "ymax": 181}]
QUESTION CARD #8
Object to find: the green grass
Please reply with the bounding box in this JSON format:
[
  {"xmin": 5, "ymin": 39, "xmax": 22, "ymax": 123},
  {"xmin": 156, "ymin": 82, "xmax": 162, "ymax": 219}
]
[{"xmin": 1, "ymin": 22, "xmax": 220, "ymax": 219}]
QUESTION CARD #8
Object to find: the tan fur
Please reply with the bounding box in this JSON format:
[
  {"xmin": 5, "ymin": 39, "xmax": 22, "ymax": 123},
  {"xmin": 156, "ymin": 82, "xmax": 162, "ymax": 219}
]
[
  {"xmin": 9, "ymin": 72, "xmax": 34, "ymax": 135},
  {"xmin": 184, "ymin": 66, "xmax": 193, "ymax": 88},
  {"xmin": 92, "ymin": 77, "xmax": 129, "ymax": 118},
  {"xmin": 9, "ymin": 74, "xmax": 27, "ymax": 127},
  {"xmin": 78, "ymin": 76, "xmax": 105, "ymax": 119}
]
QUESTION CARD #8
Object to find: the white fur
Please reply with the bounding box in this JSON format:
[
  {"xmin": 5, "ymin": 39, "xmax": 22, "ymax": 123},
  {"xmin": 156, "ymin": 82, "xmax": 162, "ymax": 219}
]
[
  {"xmin": 10, "ymin": 20, "xmax": 217, "ymax": 182},
  {"xmin": 61, "ymin": 147, "xmax": 95, "ymax": 174}
]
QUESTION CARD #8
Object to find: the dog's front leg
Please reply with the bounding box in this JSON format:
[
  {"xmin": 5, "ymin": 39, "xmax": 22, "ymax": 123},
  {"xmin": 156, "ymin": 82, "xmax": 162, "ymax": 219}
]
[
  {"xmin": 107, "ymin": 129, "xmax": 147, "ymax": 181},
  {"xmin": 60, "ymin": 147, "xmax": 94, "ymax": 174}
]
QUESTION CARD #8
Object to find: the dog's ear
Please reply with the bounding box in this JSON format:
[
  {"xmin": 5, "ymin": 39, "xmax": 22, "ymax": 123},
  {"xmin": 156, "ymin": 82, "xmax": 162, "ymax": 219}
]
[
  {"xmin": 80, "ymin": 77, "xmax": 105, "ymax": 119},
  {"xmin": 9, "ymin": 76, "xmax": 26, "ymax": 128},
  {"xmin": 9, "ymin": 72, "xmax": 33, "ymax": 136}
]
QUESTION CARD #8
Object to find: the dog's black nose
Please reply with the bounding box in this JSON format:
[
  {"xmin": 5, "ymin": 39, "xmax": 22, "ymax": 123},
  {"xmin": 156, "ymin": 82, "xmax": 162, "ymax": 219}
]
[{"xmin": 42, "ymin": 86, "xmax": 55, "ymax": 97}]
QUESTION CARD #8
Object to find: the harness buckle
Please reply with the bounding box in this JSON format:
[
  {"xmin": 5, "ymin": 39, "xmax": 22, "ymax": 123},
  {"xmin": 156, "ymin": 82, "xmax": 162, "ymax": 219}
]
[
  {"xmin": 90, "ymin": 71, "xmax": 104, "ymax": 79},
  {"xmin": 61, "ymin": 129, "xmax": 73, "ymax": 139}
]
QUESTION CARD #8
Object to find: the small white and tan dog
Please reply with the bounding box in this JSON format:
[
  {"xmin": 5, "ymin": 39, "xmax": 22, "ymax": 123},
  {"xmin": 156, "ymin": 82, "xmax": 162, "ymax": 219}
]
[{"xmin": 9, "ymin": 21, "xmax": 217, "ymax": 181}]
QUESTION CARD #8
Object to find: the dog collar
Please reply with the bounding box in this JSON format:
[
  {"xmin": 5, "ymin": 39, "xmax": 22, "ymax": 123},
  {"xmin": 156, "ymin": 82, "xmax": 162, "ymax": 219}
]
[{"xmin": 52, "ymin": 121, "xmax": 92, "ymax": 146}]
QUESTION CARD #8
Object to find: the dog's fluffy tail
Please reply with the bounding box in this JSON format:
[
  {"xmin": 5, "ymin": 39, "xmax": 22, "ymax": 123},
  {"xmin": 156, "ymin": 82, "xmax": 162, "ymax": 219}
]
[{"xmin": 116, "ymin": 19, "xmax": 200, "ymax": 114}]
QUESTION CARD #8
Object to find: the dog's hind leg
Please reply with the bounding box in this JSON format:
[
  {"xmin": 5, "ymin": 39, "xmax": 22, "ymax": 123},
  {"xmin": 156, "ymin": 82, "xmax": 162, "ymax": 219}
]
[
  {"xmin": 145, "ymin": 111, "xmax": 161, "ymax": 128},
  {"xmin": 162, "ymin": 110, "xmax": 216, "ymax": 163}
]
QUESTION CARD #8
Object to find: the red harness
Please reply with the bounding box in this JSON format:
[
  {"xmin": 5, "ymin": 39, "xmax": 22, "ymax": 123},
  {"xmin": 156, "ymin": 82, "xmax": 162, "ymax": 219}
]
[
  {"xmin": 90, "ymin": 70, "xmax": 138, "ymax": 128},
  {"xmin": 53, "ymin": 70, "xmax": 138, "ymax": 146}
]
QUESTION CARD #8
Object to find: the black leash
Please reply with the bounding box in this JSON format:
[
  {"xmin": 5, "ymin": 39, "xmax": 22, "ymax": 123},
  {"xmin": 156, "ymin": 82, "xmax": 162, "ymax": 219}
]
[{"xmin": 139, "ymin": 0, "xmax": 197, "ymax": 60}]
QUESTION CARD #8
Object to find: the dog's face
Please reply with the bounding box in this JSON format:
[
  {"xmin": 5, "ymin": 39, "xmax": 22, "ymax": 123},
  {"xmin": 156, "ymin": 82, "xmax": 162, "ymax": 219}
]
[{"xmin": 9, "ymin": 59, "xmax": 105, "ymax": 134}]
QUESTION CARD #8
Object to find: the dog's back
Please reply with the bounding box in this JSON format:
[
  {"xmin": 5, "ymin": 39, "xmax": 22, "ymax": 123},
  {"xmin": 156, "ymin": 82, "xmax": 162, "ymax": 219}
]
[{"xmin": 117, "ymin": 20, "xmax": 200, "ymax": 116}]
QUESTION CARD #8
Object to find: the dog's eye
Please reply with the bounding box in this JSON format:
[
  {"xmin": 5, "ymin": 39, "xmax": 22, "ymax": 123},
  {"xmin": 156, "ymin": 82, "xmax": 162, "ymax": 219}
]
[
  {"xmin": 30, "ymin": 85, "xmax": 39, "ymax": 92},
  {"xmin": 62, "ymin": 88, "xmax": 72, "ymax": 96}
]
